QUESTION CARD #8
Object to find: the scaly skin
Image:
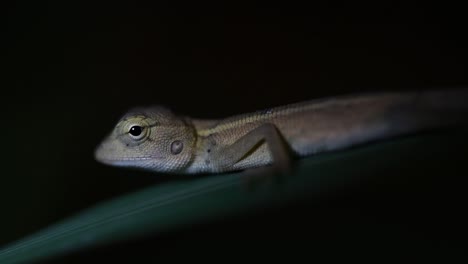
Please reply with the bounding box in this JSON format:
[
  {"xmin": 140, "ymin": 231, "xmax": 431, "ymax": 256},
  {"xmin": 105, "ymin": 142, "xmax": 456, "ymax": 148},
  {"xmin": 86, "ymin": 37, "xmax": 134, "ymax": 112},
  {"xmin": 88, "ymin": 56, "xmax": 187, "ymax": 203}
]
[{"xmin": 94, "ymin": 89, "xmax": 468, "ymax": 174}]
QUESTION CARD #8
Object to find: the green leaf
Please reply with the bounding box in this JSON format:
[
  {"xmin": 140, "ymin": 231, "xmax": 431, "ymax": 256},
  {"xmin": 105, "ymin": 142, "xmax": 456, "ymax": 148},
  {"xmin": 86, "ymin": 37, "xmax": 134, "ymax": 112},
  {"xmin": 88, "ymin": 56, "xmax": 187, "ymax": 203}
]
[{"xmin": 0, "ymin": 129, "xmax": 467, "ymax": 264}]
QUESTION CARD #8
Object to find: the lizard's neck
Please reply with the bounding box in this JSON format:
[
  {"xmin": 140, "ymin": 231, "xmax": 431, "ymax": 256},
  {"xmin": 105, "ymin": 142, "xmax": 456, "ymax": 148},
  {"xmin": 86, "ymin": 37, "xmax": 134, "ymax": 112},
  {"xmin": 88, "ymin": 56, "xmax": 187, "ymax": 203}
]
[{"xmin": 182, "ymin": 118, "xmax": 221, "ymax": 174}]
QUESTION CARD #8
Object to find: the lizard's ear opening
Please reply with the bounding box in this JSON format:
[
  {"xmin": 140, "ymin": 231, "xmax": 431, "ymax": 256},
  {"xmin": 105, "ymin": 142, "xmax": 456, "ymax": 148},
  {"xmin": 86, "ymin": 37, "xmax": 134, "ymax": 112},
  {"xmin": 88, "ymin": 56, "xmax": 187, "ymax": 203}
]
[{"xmin": 170, "ymin": 140, "xmax": 184, "ymax": 155}]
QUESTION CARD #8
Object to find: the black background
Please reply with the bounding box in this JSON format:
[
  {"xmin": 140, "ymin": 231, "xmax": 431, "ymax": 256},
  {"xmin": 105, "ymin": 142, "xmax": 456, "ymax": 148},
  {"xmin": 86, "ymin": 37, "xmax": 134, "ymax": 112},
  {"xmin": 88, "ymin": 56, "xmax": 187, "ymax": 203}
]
[{"xmin": 4, "ymin": 1, "xmax": 468, "ymax": 261}]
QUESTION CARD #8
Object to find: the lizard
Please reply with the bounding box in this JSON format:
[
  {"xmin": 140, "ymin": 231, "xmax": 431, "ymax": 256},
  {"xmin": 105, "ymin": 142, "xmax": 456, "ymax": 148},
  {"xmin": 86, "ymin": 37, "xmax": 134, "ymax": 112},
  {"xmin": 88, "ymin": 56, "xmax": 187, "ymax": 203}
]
[{"xmin": 94, "ymin": 89, "xmax": 468, "ymax": 175}]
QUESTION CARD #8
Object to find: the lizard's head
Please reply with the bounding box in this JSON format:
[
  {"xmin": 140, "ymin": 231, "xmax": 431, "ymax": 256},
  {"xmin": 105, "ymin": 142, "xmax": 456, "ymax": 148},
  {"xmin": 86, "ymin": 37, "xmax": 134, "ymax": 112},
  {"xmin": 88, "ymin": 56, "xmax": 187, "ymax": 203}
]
[{"xmin": 94, "ymin": 106, "xmax": 196, "ymax": 173}]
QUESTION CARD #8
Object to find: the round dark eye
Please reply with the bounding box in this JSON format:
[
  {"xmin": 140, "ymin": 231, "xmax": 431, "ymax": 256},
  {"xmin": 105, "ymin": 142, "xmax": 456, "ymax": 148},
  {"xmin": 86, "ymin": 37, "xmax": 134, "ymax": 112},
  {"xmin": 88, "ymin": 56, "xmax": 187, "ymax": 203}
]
[{"xmin": 129, "ymin": 126, "xmax": 143, "ymax": 137}]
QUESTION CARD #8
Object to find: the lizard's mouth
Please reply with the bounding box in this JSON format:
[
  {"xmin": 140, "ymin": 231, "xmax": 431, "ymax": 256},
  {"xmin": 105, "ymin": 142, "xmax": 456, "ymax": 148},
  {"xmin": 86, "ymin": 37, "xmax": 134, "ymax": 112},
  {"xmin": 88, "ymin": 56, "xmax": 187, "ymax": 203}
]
[
  {"xmin": 95, "ymin": 155, "xmax": 166, "ymax": 166},
  {"xmin": 97, "ymin": 156, "xmax": 152, "ymax": 162},
  {"xmin": 94, "ymin": 143, "xmax": 166, "ymax": 166}
]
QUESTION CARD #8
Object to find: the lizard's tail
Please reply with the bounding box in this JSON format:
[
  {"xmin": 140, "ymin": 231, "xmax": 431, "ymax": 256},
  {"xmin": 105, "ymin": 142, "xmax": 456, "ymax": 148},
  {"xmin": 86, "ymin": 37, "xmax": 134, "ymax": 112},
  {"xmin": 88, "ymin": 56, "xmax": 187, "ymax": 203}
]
[
  {"xmin": 387, "ymin": 88, "xmax": 468, "ymax": 134},
  {"xmin": 418, "ymin": 89, "xmax": 468, "ymax": 113}
]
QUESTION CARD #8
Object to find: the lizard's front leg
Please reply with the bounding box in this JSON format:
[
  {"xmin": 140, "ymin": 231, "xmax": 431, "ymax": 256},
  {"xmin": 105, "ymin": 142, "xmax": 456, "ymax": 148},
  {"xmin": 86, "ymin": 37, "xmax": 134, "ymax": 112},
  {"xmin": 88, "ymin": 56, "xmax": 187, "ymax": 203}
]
[{"xmin": 211, "ymin": 123, "xmax": 293, "ymax": 174}]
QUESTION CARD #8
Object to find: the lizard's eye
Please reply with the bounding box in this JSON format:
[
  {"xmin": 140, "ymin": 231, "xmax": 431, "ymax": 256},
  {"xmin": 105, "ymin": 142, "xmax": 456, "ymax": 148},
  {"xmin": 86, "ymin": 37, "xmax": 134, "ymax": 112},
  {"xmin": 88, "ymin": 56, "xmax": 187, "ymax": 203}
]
[{"xmin": 128, "ymin": 125, "xmax": 146, "ymax": 140}]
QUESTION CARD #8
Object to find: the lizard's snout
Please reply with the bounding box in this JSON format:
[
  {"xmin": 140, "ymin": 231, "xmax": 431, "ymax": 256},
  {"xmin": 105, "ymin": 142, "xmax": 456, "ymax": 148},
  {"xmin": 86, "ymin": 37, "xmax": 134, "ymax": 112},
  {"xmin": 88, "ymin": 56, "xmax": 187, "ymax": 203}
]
[
  {"xmin": 94, "ymin": 140, "xmax": 116, "ymax": 165},
  {"xmin": 94, "ymin": 143, "xmax": 106, "ymax": 164}
]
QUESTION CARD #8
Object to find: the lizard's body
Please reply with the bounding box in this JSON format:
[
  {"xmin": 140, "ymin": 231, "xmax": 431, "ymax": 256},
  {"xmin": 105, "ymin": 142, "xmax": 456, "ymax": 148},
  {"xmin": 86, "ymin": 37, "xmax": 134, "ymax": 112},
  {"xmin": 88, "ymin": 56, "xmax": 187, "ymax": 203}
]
[
  {"xmin": 189, "ymin": 93, "xmax": 402, "ymax": 173},
  {"xmin": 95, "ymin": 89, "xmax": 468, "ymax": 174}
]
